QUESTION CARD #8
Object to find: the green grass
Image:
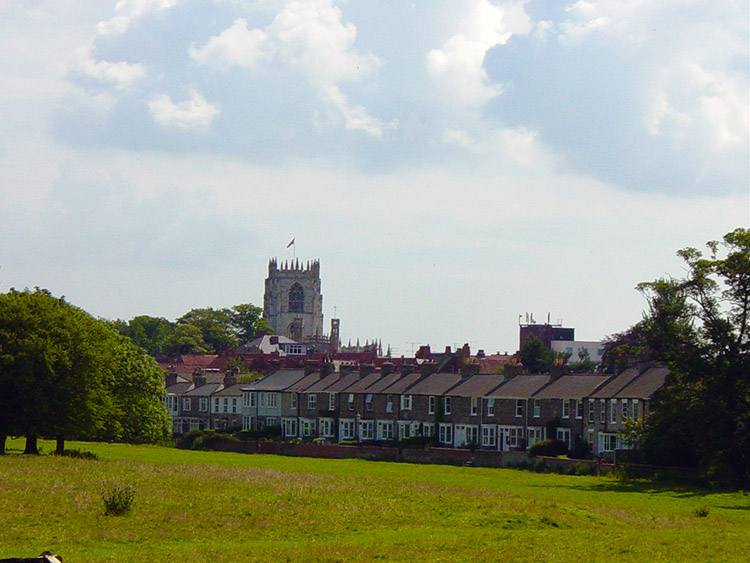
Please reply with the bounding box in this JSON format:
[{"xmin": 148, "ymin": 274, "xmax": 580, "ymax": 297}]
[{"xmin": 1, "ymin": 439, "xmax": 748, "ymax": 562}]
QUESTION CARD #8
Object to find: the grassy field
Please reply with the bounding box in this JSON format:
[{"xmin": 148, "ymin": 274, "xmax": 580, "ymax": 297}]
[{"xmin": 0, "ymin": 440, "xmax": 748, "ymax": 562}]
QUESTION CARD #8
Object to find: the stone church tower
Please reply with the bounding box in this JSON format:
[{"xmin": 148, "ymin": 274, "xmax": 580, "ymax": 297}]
[{"xmin": 263, "ymin": 258, "xmax": 323, "ymax": 342}]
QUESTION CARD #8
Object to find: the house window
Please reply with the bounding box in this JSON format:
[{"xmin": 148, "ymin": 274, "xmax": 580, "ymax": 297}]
[
  {"xmin": 386, "ymin": 395, "xmax": 393, "ymax": 413},
  {"xmin": 482, "ymin": 426, "xmax": 497, "ymax": 447},
  {"xmin": 182, "ymin": 398, "xmax": 191, "ymax": 411},
  {"xmin": 601, "ymin": 433, "xmax": 618, "ymax": 452},
  {"xmin": 438, "ymin": 423, "xmax": 453, "ymax": 445},
  {"xmin": 288, "ymin": 283, "xmax": 304, "ymax": 313},
  {"xmin": 600, "ymin": 399, "xmax": 606, "ymax": 423},
  {"xmin": 328, "ymin": 393, "xmax": 335, "ymax": 411},
  {"xmin": 515, "ymin": 399, "xmax": 524, "ymax": 417},
  {"xmin": 232, "ymin": 398, "xmax": 237, "ymax": 413},
  {"xmin": 401, "ymin": 395, "xmax": 412, "ymax": 411},
  {"xmin": 223, "ymin": 397, "xmax": 228, "ymax": 411},
  {"xmin": 245, "ymin": 392, "xmax": 256, "ymax": 408},
  {"xmin": 199, "ymin": 398, "xmax": 208, "ymax": 412},
  {"xmin": 443, "ymin": 397, "xmax": 451, "ymax": 415},
  {"xmin": 422, "ymin": 423, "xmax": 434, "ymax": 437},
  {"xmin": 307, "ymin": 394, "xmax": 317, "ymax": 410},
  {"xmin": 282, "ymin": 418, "xmax": 297, "ymax": 437},
  {"xmin": 588, "ymin": 399, "xmax": 594, "ymax": 423},
  {"xmin": 398, "ymin": 422, "xmax": 410, "ymax": 439},
  {"xmin": 268, "ymin": 393, "xmax": 278, "ymax": 409},
  {"xmin": 378, "ymin": 420, "xmax": 394, "ymax": 440},
  {"xmin": 301, "ymin": 419, "xmax": 314, "ymax": 437},
  {"xmin": 365, "ymin": 394, "xmax": 373, "ymax": 411},
  {"xmin": 266, "ymin": 417, "xmax": 277, "ymax": 427},
  {"xmin": 428, "ymin": 396, "xmax": 436, "ymax": 415},
  {"xmin": 533, "ymin": 399, "xmax": 541, "ymax": 418},
  {"xmin": 575, "ymin": 399, "xmax": 583, "ymax": 419},
  {"xmin": 471, "ymin": 397, "xmax": 478, "ymax": 416},
  {"xmin": 527, "ymin": 427, "xmax": 545, "ymax": 447},
  {"xmin": 212, "ymin": 398, "xmax": 220, "ymax": 411},
  {"xmin": 622, "ymin": 399, "xmax": 628, "ymax": 421},
  {"xmin": 556, "ymin": 428, "xmax": 571, "ymax": 449},
  {"xmin": 290, "ymin": 393, "xmax": 297, "ymax": 409},
  {"xmin": 360, "ymin": 420, "xmax": 374, "ymax": 440},
  {"xmin": 610, "ymin": 399, "xmax": 617, "ymax": 423},
  {"xmin": 340, "ymin": 419, "xmax": 355, "ymax": 440},
  {"xmin": 562, "ymin": 399, "xmax": 570, "ymax": 419},
  {"xmin": 500, "ymin": 426, "xmax": 523, "ymax": 448},
  {"xmin": 320, "ymin": 418, "xmax": 334, "ymax": 437},
  {"xmin": 632, "ymin": 399, "xmax": 640, "ymax": 420},
  {"xmin": 487, "ymin": 398, "xmax": 495, "ymax": 416},
  {"xmin": 348, "ymin": 394, "xmax": 355, "ymax": 410}
]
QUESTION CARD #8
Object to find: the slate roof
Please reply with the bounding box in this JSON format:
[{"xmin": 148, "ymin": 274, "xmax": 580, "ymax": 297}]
[
  {"xmin": 213, "ymin": 383, "xmax": 246, "ymax": 397},
  {"xmin": 243, "ymin": 369, "xmax": 306, "ymax": 391},
  {"xmin": 285, "ymin": 372, "xmax": 325, "ymax": 392},
  {"xmin": 185, "ymin": 383, "xmax": 223, "ymax": 397},
  {"xmin": 406, "ymin": 373, "xmax": 465, "ymax": 396},
  {"xmin": 364, "ymin": 372, "xmax": 405, "ymax": 393},
  {"xmin": 488, "ymin": 375, "xmax": 551, "ymax": 398},
  {"xmin": 379, "ymin": 372, "xmax": 423, "ymax": 394},
  {"xmin": 533, "ymin": 374, "xmax": 610, "ymax": 399},
  {"xmin": 340, "ymin": 372, "xmax": 382, "ymax": 393},
  {"xmin": 448, "ymin": 374, "xmax": 506, "ymax": 397},
  {"xmin": 303, "ymin": 372, "xmax": 343, "ymax": 393},
  {"xmin": 165, "ymin": 382, "xmax": 194, "ymax": 395},
  {"xmin": 324, "ymin": 371, "xmax": 366, "ymax": 393},
  {"xmin": 615, "ymin": 365, "xmax": 669, "ymax": 399},
  {"xmin": 589, "ymin": 366, "xmax": 641, "ymax": 398}
]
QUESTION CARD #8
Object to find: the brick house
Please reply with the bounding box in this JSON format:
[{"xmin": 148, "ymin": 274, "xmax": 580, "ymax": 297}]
[
  {"xmin": 446, "ymin": 374, "xmax": 506, "ymax": 449},
  {"xmin": 484, "ymin": 375, "xmax": 551, "ymax": 451}
]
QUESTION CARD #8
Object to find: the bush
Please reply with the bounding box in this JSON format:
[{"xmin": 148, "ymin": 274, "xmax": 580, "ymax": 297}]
[
  {"xmin": 102, "ymin": 484, "xmax": 135, "ymax": 516},
  {"xmin": 233, "ymin": 425, "xmax": 282, "ymax": 441},
  {"xmin": 177, "ymin": 429, "xmax": 239, "ymax": 451},
  {"xmin": 528, "ymin": 439, "xmax": 568, "ymax": 458}
]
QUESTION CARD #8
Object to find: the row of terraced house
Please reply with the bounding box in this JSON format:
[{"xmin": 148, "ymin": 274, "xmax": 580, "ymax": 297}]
[{"xmin": 164, "ymin": 359, "xmax": 668, "ymax": 459}]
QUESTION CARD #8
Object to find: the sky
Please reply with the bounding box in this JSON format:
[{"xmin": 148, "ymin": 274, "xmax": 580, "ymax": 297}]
[{"xmin": 1, "ymin": 0, "xmax": 748, "ymax": 357}]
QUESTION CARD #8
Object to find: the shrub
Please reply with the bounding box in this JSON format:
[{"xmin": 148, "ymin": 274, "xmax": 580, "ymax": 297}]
[
  {"xmin": 694, "ymin": 506, "xmax": 710, "ymax": 517},
  {"xmin": 102, "ymin": 484, "xmax": 135, "ymax": 516},
  {"xmin": 177, "ymin": 429, "xmax": 239, "ymax": 451},
  {"xmin": 528, "ymin": 439, "xmax": 568, "ymax": 458}
]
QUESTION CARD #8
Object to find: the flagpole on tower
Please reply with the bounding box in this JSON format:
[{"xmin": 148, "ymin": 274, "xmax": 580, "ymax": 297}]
[{"xmin": 286, "ymin": 237, "xmax": 296, "ymax": 261}]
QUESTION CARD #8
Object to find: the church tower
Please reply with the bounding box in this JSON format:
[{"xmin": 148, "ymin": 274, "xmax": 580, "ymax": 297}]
[{"xmin": 263, "ymin": 258, "xmax": 323, "ymax": 342}]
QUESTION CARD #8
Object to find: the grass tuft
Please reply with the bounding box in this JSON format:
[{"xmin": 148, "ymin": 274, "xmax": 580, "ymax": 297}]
[{"xmin": 102, "ymin": 483, "xmax": 136, "ymax": 516}]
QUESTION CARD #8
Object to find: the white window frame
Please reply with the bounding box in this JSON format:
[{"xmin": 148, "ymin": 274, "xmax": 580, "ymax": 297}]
[
  {"xmin": 401, "ymin": 395, "xmax": 412, "ymax": 411},
  {"xmin": 621, "ymin": 399, "xmax": 628, "ymax": 421},
  {"xmin": 562, "ymin": 398, "xmax": 570, "ymax": 419},
  {"xmin": 486, "ymin": 398, "xmax": 495, "ymax": 417},
  {"xmin": 182, "ymin": 397, "xmax": 191, "ymax": 411},
  {"xmin": 328, "ymin": 393, "xmax": 336, "ymax": 411},
  {"xmin": 365, "ymin": 394, "xmax": 373, "ymax": 411},
  {"xmin": 482, "ymin": 425, "xmax": 497, "ymax": 448},
  {"xmin": 556, "ymin": 427, "xmax": 571, "ymax": 449},
  {"xmin": 600, "ymin": 399, "xmax": 606, "ymax": 423},
  {"xmin": 199, "ymin": 398, "xmax": 208, "ymax": 412},
  {"xmin": 438, "ymin": 423, "xmax": 453, "ymax": 445},
  {"xmin": 307, "ymin": 394, "xmax": 317, "ymax": 410},
  {"xmin": 428, "ymin": 396, "xmax": 436, "ymax": 415},
  {"xmin": 610, "ymin": 399, "xmax": 617, "ymax": 424},
  {"xmin": 588, "ymin": 398, "xmax": 594, "ymax": 423},
  {"xmin": 386, "ymin": 395, "xmax": 393, "ymax": 413},
  {"xmin": 443, "ymin": 396, "xmax": 451, "ymax": 415},
  {"xmin": 422, "ymin": 423, "xmax": 434, "ymax": 437},
  {"xmin": 515, "ymin": 399, "xmax": 524, "ymax": 418},
  {"xmin": 575, "ymin": 399, "xmax": 583, "ymax": 419},
  {"xmin": 533, "ymin": 398, "xmax": 541, "ymax": 418},
  {"xmin": 470, "ymin": 397, "xmax": 478, "ymax": 416},
  {"xmin": 632, "ymin": 399, "xmax": 641, "ymax": 420}
]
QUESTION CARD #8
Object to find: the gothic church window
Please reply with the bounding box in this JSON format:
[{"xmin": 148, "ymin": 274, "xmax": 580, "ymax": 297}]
[{"xmin": 289, "ymin": 283, "xmax": 304, "ymax": 312}]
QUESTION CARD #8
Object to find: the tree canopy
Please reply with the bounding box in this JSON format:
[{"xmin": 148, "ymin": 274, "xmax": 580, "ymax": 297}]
[
  {"xmin": 0, "ymin": 288, "xmax": 169, "ymax": 454},
  {"xmin": 624, "ymin": 228, "xmax": 750, "ymax": 483}
]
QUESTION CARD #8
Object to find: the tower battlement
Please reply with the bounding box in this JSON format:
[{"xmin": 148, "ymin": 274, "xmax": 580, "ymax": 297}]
[
  {"xmin": 264, "ymin": 258, "xmax": 323, "ymax": 341},
  {"xmin": 268, "ymin": 258, "xmax": 320, "ymax": 277}
]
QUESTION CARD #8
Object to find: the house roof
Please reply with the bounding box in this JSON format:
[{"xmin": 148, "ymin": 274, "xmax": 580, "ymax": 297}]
[
  {"xmin": 406, "ymin": 373, "xmax": 464, "ymax": 396},
  {"xmin": 475, "ymin": 355, "xmax": 514, "ymax": 375},
  {"xmin": 379, "ymin": 372, "xmax": 423, "ymax": 394},
  {"xmin": 448, "ymin": 374, "xmax": 506, "ymax": 397},
  {"xmin": 487, "ymin": 375, "xmax": 551, "ymax": 398},
  {"xmin": 285, "ymin": 372, "xmax": 326, "ymax": 392},
  {"xmin": 303, "ymin": 372, "xmax": 342, "ymax": 393},
  {"xmin": 589, "ymin": 366, "xmax": 641, "ymax": 398},
  {"xmin": 615, "ymin": 365, "xmax": 669, "ymax": 399},
  {"xmin": 165, "ymin": 382, "xmax": 194, "ymax": 395},
  {"xmin": 340, "ymin": 372, "xmax": 382, "ymax": 393},
  {"xmin": 212, "ymin": 383, "xmax": 245, "ymax": 397},
  {"xmin": 363, "ymin": 372, "xmax": 407, "ymax": 394},
  {"xmin": 185, "ymin": 383, "xmax": 223, "ymax": 397},
  {"xmin": 323, "ymin": 371, "xmax": 365, "ymax": 393},
  {"xmin": 242, "ymin": 369, "xmax": 306, "ymax": 391},
  {"xmin": 533, "ymin": 374, "xmax": 610, "ymax": 399},
  {"xmin": 237, "ymin": 334, "xmax": 301, "ymax": 355}
]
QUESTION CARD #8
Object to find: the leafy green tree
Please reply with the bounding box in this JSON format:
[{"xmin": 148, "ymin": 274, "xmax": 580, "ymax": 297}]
[
  {"xmin": 519, "ymin": 334, "xmax": 555, "ymax": 374},
  {"xmin": 231, "ymin": 303, "xmax": 271, "ymax": 342},
  {"xmin": 114, "ymin": 315, "xmax": 174, "ymax": 357},
  {"xmin": 0, "ymin": 288, "xmax": 169, "ymax": 454},
  {"xmin": 163, "ymin": 323, "xmax": 209, "ymax": 356},
  {"xmin": 569, "ymin": 347, "xmax": 597, "ymax": 373},
  {"xmin": 636, "ymin": 228, "xmax": 750, "ymax": 483},
  {"xmin": 177, "ymin": 308, "xmax": 238, "ymax": 353}
]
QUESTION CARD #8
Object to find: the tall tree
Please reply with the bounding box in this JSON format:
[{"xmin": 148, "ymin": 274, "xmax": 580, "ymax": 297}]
[
  {"xmin": 231, "ymin": 303, "xmax": 271, "ymax": 342},
  {"xmin": 637, "ymin": 228, "xmax": 750, "ymax": 482},
  {"xmin": 177, "ymin": 308, "xmax": 238, "ymax": 353},
  {"xmin": 519, "ymin": 334, "xmax": 555, "ymax": 374}
]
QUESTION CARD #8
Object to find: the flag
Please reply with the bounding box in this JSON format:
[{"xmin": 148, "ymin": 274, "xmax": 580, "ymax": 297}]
[{"xmin": 286, "ymin": 238, "xmax": 295, "ymax": 248}]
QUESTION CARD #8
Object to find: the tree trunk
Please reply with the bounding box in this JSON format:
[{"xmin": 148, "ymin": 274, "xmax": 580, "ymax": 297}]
[
  {"xmin": 0, "ymin": 434, "xmax": 6, "ymax": 455},
  {"xmin": 56, "ymin": 437, "xmax": 65, "ymax": 455},
  {"xmin": 24, "ymin": 434, "xmax": 39, "ymax": 455}
]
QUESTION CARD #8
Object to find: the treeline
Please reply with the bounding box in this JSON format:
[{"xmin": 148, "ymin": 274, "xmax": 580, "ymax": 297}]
[
  {"xmin": 112, "ymin": 304, "xmax": 270, "ymax": 358},
  {"xmin": 0, "ymin": 288, "xmax": 170, "ymax": 454}
]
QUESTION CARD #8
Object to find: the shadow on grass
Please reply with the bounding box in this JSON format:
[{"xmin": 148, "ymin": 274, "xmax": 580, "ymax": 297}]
[{"xmin": 531, "ymin": 477, "xmax": 719, "ymax": 498}]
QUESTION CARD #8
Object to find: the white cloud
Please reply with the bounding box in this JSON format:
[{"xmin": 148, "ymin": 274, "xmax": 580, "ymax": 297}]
[
  {"xmin": 427, "ymin": 0, "xmax": 531, "ymax": 106},
  {"xmin": 148, "ymin": 90, "xmax": 220, "ymax": 129},
  {"xmin": 96, "ymin": 0, "xmax": 178, "ymax": 36},
  {"xmin": 321, "ymin": 84, "xmax": 396, "ymax": 137},
  {"xmin": 189, "ymin": 18, "xmax": 269, "ymax": 69},
  {"xmin": 68, "ymin": 46, "xmax": 145, "ymax": 89}
]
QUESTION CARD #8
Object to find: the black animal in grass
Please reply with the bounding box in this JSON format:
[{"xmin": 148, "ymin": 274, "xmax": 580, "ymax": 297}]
[{"xmin": 0, "ymin": 552, "xmax": 62, "ymax": 563}]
